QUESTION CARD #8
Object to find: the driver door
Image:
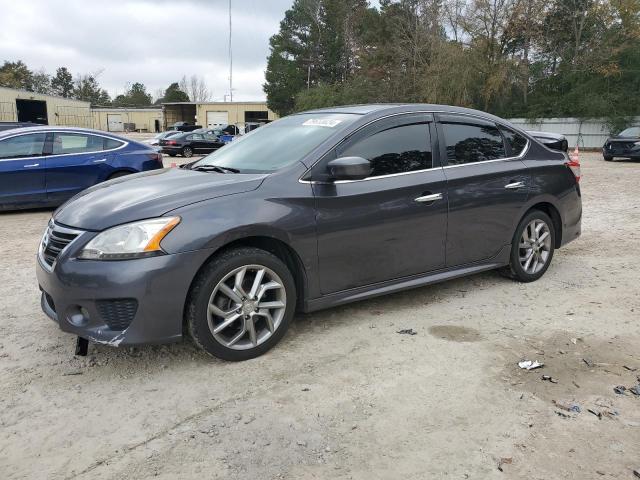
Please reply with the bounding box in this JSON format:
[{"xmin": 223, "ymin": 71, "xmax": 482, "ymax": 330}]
[{"xmin": 311, "ymin": 113, "xmax": 448, "ymax": 294}]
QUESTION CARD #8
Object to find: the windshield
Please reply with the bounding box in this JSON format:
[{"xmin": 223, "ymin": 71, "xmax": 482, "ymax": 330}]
[
  {"xmin": 619, "ymin": 127, "xmax": 640, "ymax": 137},
  {"xmin": 192, "ymin": 113, "xmax": 358, "ymax": 173}
]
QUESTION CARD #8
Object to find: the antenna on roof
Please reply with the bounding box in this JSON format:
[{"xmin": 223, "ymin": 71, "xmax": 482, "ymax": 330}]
[{"xmin": 228, "ymin": 0, "xmax": 233, "ymax": 102}]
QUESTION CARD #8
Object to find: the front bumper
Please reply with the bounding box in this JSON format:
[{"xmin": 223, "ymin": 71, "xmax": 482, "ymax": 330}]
[
  {"xmin": 36, "ymin": 246, "xmax": 213, "ymax": 346},
  {"xmin": 602, "ymin": 147, "xmax": 640, "ymax": 159}
]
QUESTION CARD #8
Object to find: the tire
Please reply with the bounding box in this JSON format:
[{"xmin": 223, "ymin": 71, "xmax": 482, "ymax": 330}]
[
  {"xmin": 107, "ymin": 171, "xmax": 131, "ymax": 180},
  {"xmin": 500, "ymin": 210, "xmax": 555, "ymax": 283},
  {"xmin": 186, "ymin": 247, "xmax": 296, "ymax": 361},
  {"xmin": 182, "ymin": 146, "xmax": 193, "ymax": 158},
  {"xmin": 603, "ymin": 155, "xmax": 613, "ymax": 161}
]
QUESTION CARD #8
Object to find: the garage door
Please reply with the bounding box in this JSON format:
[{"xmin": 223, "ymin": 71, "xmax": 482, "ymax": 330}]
[
  {"xmin": 207, "ymin": 111, "xmax": 229, "ymax": 128},
  {"xmin": 107, "ymin": 114, "xmax": 124, "ymax": 132}
]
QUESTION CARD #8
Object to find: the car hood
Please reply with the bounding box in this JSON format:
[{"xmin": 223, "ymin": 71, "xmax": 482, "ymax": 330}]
[
  {"xmin": 607, "ymin": 135, "xmax": 640, "ymax": 142},
  {"xmin": 54, "ymin": 168, "xmax": 267, "ymax": 231}
]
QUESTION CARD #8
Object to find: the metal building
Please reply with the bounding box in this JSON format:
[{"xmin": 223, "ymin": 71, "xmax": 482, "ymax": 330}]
[
  {"xmin": 0, "ymin": 86, "xmax": 91, "ymax": 127},
  {"xmin": 91, "ymin": 107, "xmax": 163, "ymax": 133},
  {"xmin": 162, "ymin": 101, "xmax": 278, "ymax": 130}
]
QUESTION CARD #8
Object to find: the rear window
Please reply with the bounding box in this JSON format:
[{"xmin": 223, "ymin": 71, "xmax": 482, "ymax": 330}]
[{"xmin": 499, "ymin": 126, "xmax": 528, "ymax": 156}]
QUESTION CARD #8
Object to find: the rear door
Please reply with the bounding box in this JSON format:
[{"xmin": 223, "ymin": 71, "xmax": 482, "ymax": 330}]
[
  {"xmin": 436, "ymin": 115, "xmax": 530, "ymax": 266},
  {"xmin": 313, "ymin": 113, "xmax": 448, "ymax": 294},
  {"xmin": 0, "ymin": 132, "xmax": 48, "ymax": 208},
  {"xmin": 44, "ymin": 132, "xmax": 112, "ymax": 203}
]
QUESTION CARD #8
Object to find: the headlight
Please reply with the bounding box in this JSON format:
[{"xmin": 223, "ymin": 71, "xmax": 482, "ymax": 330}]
[{"xmin": 78, "ymin": 217, "xmax": 180, "ymax": 260}]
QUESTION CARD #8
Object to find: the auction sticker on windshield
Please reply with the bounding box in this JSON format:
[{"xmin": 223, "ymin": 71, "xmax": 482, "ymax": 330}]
[{"xmin": 302, "ymin": 119, "xmax": 342, "ymax": 128}]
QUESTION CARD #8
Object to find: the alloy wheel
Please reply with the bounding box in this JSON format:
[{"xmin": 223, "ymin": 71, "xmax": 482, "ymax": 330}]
[
  {"xmin": 206, "ymin": 265, "xmax": 287, "ymax": 350},
  {"xmin": 518, "ymin": 219, "xmax": 551, "ymax": 274}
]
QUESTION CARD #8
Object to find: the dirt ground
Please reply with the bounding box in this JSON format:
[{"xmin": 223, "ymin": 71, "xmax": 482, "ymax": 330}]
[{"xmin": 1, "ymin": 152, "xmax": 639, "ymax": 479}]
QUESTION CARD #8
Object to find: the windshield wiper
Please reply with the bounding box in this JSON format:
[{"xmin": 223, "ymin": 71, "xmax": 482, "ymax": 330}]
[{"xmin": 191, "ymin": 164, "xmax": 240, "ymax": 174}]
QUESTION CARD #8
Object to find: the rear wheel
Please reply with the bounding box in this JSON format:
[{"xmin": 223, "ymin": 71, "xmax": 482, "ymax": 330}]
[
  {"xmin": 182, "ymin": 146, "xmax": 193, "ymax": 158},
  {"xmin": 501, "ymin": 210, "xmax": 555, "ymax": 282},
  {"xmin": 186, "ymin": 247, "xmax": 296, "ymax": 361}
]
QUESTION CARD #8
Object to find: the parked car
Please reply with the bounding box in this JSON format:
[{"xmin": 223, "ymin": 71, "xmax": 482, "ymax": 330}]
[
  {"xmin": 602, "ymin": 126, "xmax": 640, "ymax": 161},
  {"xmin": 0, "ymin": 126, "xmax": 163, "ymax": 210},
  {"xmin": 159, "ymin": 131, "xmax": 224, "ymax": 157},
  {"xmin": 168, "ymin": 121, "xmax": 202, "ymax": 132},
  {"xmin": 143, "ymin": 130, "xmax": 182, "ymax": 147},
  {"xmin": 527, "ymin": 131, "xmax": 568, "ymax": 153},
  {"xmin": 36, "ymin": 104, "xmax": 582, "ymax": 361}
]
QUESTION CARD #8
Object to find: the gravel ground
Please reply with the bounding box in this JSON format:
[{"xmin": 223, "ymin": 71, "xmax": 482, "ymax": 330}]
[{"xmin": 1, "ymin": 152, "xmax": 639, "ymax": 479}]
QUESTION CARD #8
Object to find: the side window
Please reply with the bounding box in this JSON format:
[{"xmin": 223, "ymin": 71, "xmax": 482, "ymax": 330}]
[
  {"xmin": 104, "ymin": 138, "xmax": 124, "ymax": 150},
  {"xmin": 52, "ymin": 133, "xmax": 104, "ymax": 155},
  {"xmin": 0, "ymin": 133, "xmax": 46, "ymax": 159},
  {"xmin": 340, "ymin": 123, "xmax": 432, "ymax": 177},
  {"xmin": 499, "ymin": 126, "xmax": 527, "ymax": 156},
  {"xmin": 186, "ymin": 135, "xmax": 194, "ymax": 140},
  {"xmin": 441, "ymin": 122, "xmax": 506, "ymax": 165}
]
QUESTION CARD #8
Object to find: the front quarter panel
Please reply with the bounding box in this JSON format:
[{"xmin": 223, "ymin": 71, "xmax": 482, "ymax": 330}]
[{"xmin": 161, "ymin": 164, "xmax": 320, "ymax": 298}]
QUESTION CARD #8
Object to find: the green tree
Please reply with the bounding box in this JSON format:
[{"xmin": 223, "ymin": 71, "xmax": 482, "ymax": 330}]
[
  {"xmin": 73, "ymin": 74, "xmax": 111, "ymax": 106},
  {"xmin": 31, "ymin": 69, "xmax": 52, "ymax": 95},
  {"xmin": 0, "ymin": 60, "xmax": 33, "ymax": 90},
  {"xmin": 112, "ymin": 82, "xmax": 152, "ymax": 107},
  {"xmin": 51, "ymin": 67, "xmax": 74, "ymax": 98},
  {"xmin": 159, "ymin": 82, "xmax": 190, "ymax": 103}
]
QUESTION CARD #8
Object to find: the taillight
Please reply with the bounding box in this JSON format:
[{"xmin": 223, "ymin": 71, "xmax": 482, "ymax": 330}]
[{"xmin": 166, "ymin": 140, "xmax": 177, "ymax": 145}]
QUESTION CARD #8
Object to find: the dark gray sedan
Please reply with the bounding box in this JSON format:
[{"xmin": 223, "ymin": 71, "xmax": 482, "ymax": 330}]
[
  {"xmin": 36, "ymin": 104, "xmax": 582, "ymax": 360},
  {"xmin": 603, "ymin": 126, "xmax": 640, "ymax": 161}
]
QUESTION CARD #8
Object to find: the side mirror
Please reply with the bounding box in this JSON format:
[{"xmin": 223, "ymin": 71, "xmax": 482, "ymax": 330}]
[{"xmin": 327, "ymin": 156, "xmax": 372, "ymax": 181}]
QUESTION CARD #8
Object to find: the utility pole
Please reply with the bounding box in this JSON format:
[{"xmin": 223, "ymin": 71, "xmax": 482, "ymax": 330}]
[{"xmin": 228, "ymin": 0, "xmax": 233, "ymax": 102}]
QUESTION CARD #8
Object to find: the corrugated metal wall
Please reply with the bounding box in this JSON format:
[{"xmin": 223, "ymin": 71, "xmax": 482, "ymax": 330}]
[{"xmin": 508, "ymin": 117, "xmax": 640, "ymax": 149}]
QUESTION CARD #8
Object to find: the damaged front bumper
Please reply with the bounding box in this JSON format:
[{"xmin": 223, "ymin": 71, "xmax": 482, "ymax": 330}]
[{"xmin": 36, "ymin": 246, "xmax": 213, "ymax": 347}]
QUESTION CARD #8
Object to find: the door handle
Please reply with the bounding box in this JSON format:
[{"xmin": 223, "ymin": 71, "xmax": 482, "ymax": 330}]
[
  {"xmin": 504, "ymin": 181, "xmax": 525, "ymax": 189},
  {"xmin": 93, "ymin": 158, "xmax": 108, "ymax": 163},
  {"xmin": 24, "ymin": 163, "xmax": 40, "ymax": 168},
  {"xmin": 414, "ymin": 193, "xmax": 443, "ymax": 203}
]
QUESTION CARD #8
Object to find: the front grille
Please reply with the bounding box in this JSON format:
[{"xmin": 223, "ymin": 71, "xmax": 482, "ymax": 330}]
[
  {"xmin": 96, "ymin": 299, "xmax": 138, "ymax": 330},
  {"xmin": 40, "ymin": 222, "xmax": 81, "ymax": 268}
]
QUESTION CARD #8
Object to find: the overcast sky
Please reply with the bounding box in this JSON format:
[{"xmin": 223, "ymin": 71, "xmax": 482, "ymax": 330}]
[{"xmin": 0, "ymin": 0, "xmax": 295, "ymax": 101}]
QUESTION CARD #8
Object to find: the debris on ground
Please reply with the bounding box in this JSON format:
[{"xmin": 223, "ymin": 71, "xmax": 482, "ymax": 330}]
[
  {"xmin": 555, "ymin": 411, "xmax": 571, "ymax": 418},
  {"xmin": 541, "ymin": 375, "xmax": 558, "ymax": 383},
  {"xmin": 634, "ymin": 469, "xmax": 640, "ymax": 479},
  {"xmin": 518, "ymin": 360, "xmax": 544, "ymax": 370},
  {"xmin": 396, "ymin": 329, "xmax": 417, "ymax": 336},
  {"xmin": 614, "ymin": 386, "xmax": 627, "ymax": 395},
  {"xmin": 623, "ymin": 365, "xmax": 638, "ymax": 372},
  {"xmin": 583, "ymin": 358, "xmax": 596, "ymax": 368},
  {"xmin": 553, "ymin": 400, "xmax": 580, "ymax": 413},
  {"xmin": 497, "ymin": 457, "xmax": 512, "ymax": 472},
  {"xmin": 629, "ymin": 385, "xmax": 640, "ymax": 396}
]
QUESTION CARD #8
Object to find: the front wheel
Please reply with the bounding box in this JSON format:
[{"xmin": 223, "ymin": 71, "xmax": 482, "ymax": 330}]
[
  {"xmin": 501, "ymin": 210, "xmax": 555, "ymax": 282},
  {"xmin": 603, "ymin": 155, "xmax": 613, "ymax": 161},
  {"xmin": 186, "ymin": 247, "xmax": 296, "ymax": 361},
  {"xmin": 182, "ymin": 146, "xmax": 193, "ymax": 158}
]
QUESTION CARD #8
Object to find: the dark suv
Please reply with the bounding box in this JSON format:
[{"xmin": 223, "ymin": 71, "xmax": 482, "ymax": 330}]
[{"xmin": 36, "ymin": 104, "xmax": 582, "ymax": 360}]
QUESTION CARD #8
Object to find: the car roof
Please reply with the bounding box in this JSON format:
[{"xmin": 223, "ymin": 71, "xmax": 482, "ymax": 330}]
[
  {"xmin": 0, "ymin": 125, "xmax": 128, "ymax": 140},
  {"xmin": 298, "ymin": 103, "xmax": 514, "ymax": 124}
]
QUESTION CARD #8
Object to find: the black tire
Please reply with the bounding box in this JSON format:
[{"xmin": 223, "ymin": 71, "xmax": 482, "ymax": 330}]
[
  {"xmin": 107, "ymin": 171, "xmax": 131, "ymax": 180},
  {"xmin": 603, "ymin": 155, "xmax": 613, "ymax": 161},
  {"xmin": 500, "ymin": 210, "xmax": 555, "ymax": 282},
  {"xmin": 186, "ymin": 247, "xmax": 296, "ymax": 361},
  {"xmin": 168, "ymin": 153, "xmax": 177, "ymax": 157},
  {"xmin": 182, "ymin": 146, "xmax": 193, "ymax": 158}
]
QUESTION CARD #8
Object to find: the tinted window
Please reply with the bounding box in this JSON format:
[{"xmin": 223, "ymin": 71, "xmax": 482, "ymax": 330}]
[
  {"xmin": 52, "ymin": 133, "xmax": 104, "ymax": 155},
  {"xmin": 0, "ymin": 133, "xmax": 46, "ymax": 159},
  {"xmin": 341, "ymin": 123, "xmax": 432, "ymax": 177},
  {"xmin": 104, "ymin": 138, "xmax": 124, "ymax": 150},
  {"xmin": 499, "ymin": 126, "xmax": 527, "ymax": 156},
  {"xmin": 442, "ymin": 122, "xmax": 506, "ymax": 165}
]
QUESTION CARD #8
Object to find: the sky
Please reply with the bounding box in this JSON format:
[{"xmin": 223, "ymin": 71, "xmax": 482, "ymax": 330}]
[{"xmin": 0, "ymin": 0, "xmax": 295, "ymax": 101}]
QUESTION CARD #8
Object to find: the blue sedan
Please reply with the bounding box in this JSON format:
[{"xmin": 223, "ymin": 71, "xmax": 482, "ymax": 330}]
[{"xmin": 0, "ymin": 127, "xmax": 164, "ymax": 210}]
